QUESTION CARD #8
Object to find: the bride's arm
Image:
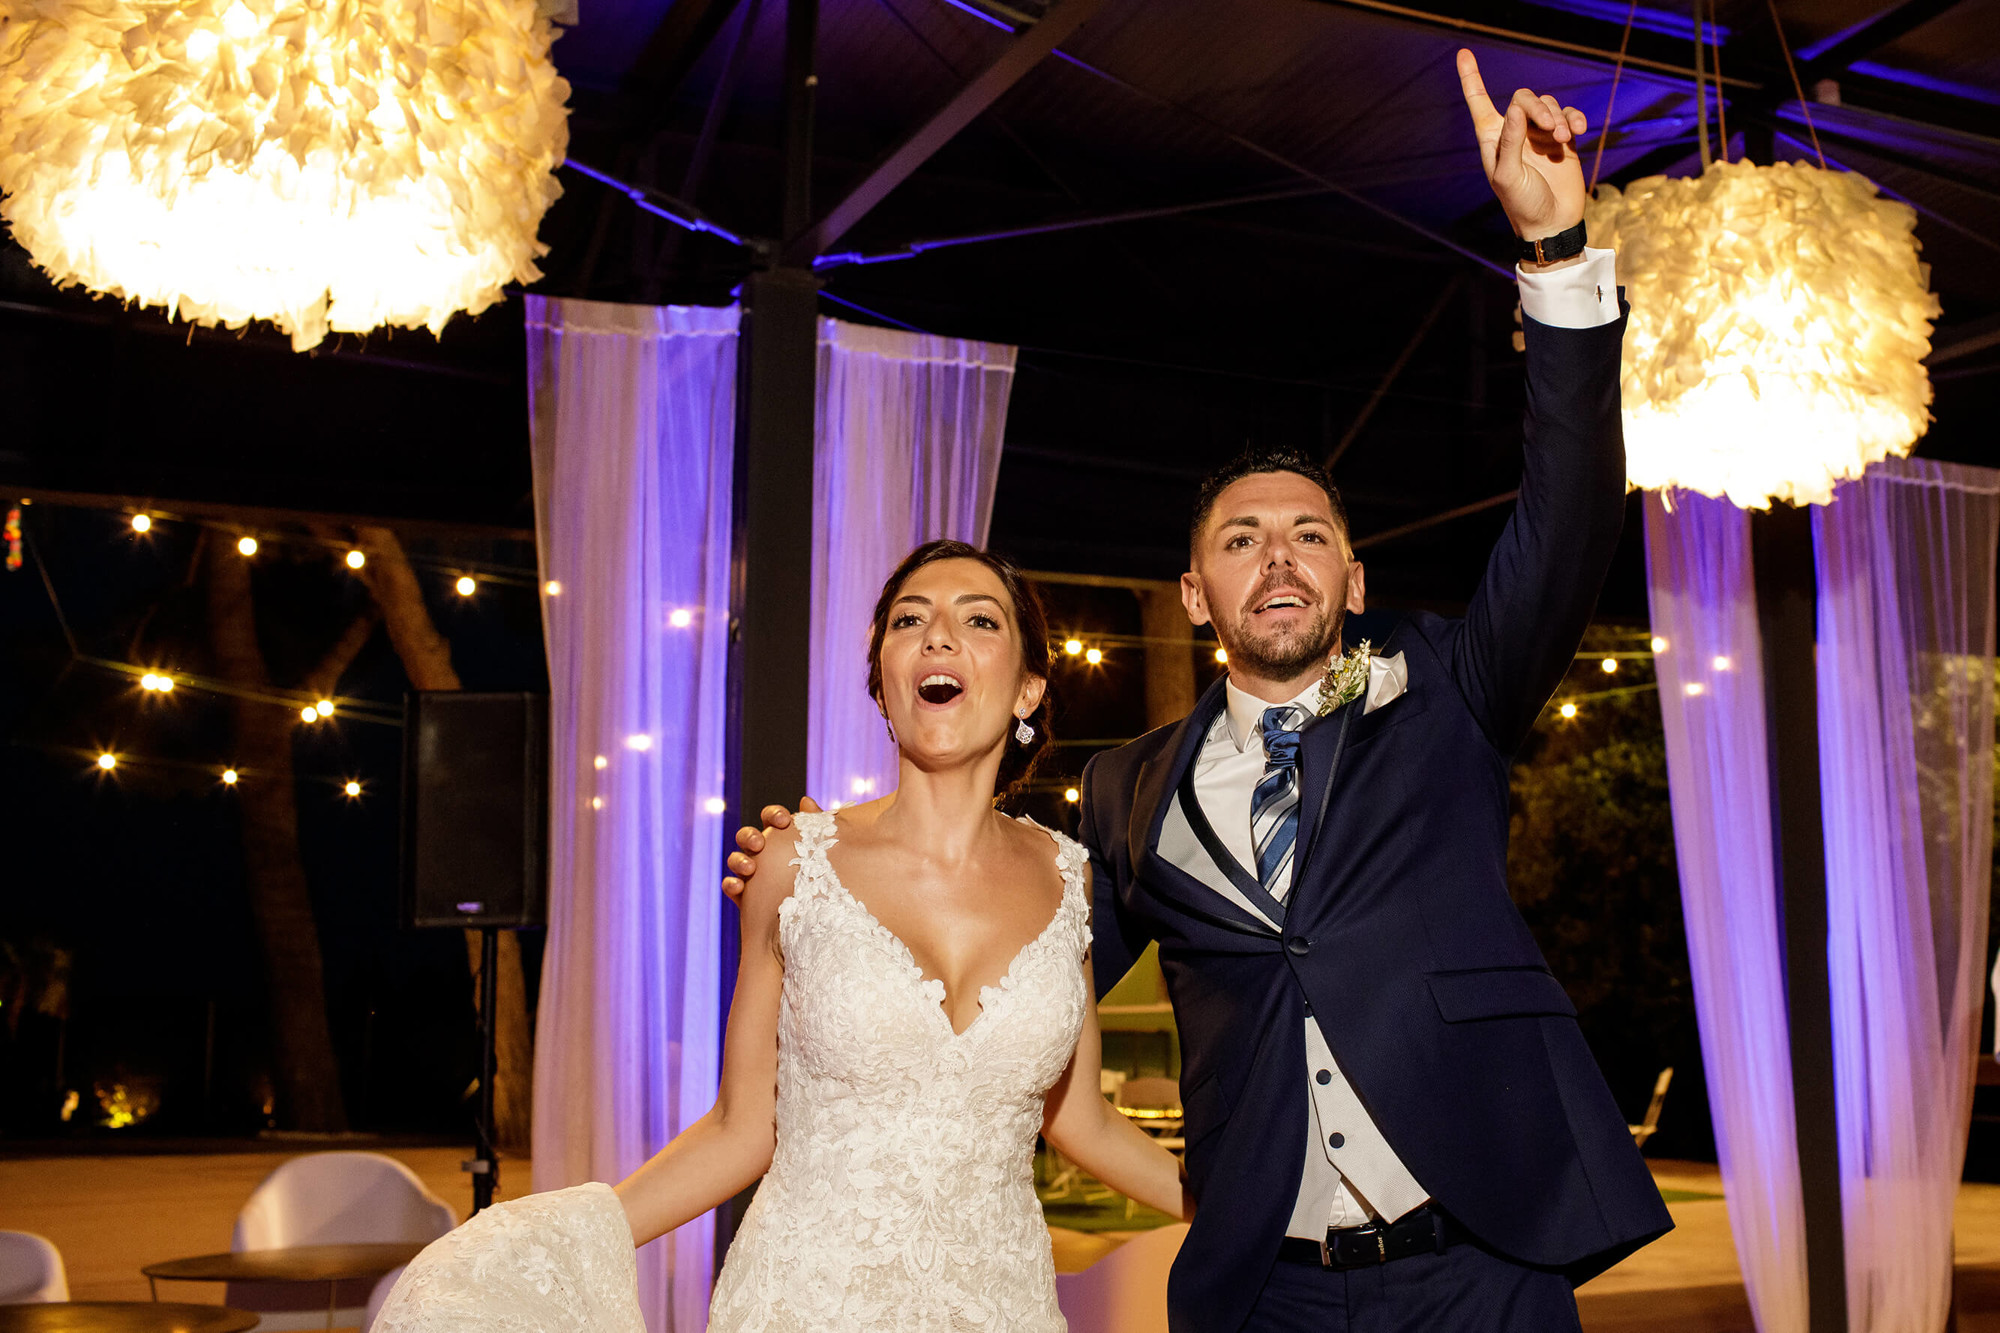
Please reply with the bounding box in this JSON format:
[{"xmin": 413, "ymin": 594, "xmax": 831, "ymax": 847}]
[
  {"xmin": 1041, "ymin": 949, "xmax": 1196, "ymax": 1222},
  {"xmin": 614, "ymin": 827, "xmax": 798, "ymax": 1246}
]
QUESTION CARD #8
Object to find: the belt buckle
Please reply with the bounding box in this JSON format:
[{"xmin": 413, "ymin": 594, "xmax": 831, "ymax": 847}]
[{"xmin": 1320, "ymin": 1223, "xmax": 1389, "ymax": 1269}]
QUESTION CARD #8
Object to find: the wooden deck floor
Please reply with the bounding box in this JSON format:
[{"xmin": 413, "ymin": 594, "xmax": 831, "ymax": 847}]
[{"xmin": 5, "ymin": 1149, "xmax": 1999, "ymax": 1329}]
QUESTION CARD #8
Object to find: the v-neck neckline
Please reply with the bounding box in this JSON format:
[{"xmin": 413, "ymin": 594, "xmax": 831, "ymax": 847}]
[{"xmin": 813, "ymin": 818, "xmax": 1075, "ymax": 1041}]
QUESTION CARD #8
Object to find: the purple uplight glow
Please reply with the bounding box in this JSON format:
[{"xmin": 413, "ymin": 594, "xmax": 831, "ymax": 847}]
[{"xmin": 526, "ymin": 299, "xmax": 740, "ymax": 1332}]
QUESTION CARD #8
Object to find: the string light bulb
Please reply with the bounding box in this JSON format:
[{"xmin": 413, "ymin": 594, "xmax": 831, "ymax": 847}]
[
  {"xmin": 130, "ymin": 513, "xmax": 151, "ymax": 533},
  {"xmin": 237, "ymin": 536, "xmax": 258, "ymax": 556},
  {"xmin": 625, "ymin": 734, "xmax": 652, "ymax": 751},
  {"xmin": 545, "ymin": 580, "xmax": 562, "ymax": 596},
  {"xmin": 593, "ymin": 755, "xmax": 608, "ymax": 770},
  {"xmin": 668, "ymin": 608, "xmax": 693, "ymax": 629},
  {"xmin": 1064, "ymin": 787, "xmax": 1080, "ymax": 803},
  {"xmin": 1601, "ymin": 658, "xmax": 1618, "ymax": 674},
  {"xmin": 1084, "ymin": 647, "xmax": 1103, "ymax": 665},
  {"xmin": 344, "ymin": 780, "xmax": 362, "ymax": 798},
  {"xmin": 703, "ymin": 797, "xmax": 726, "ymax": 815},
  {"xmin": 345, "ymin": 550, "xmax": 366, "ymax": 570},
  {"xmin": 455, "ymin": 576, "xmax": 477, "ymax": 596},
  {"xmin": 1651, "ymin": 636, "xmax": 1668, "ymax": 654},
  {"xmin": 140, "ymin": 673, "xmax": 161, "ymax": 691},
  {"xmin": 1559, "ymin": 702, "xmax": 1579, "ymax": 720},
  {"xmin": 314, "ymin": 699, "xmax": 334, "ymax": 717},
  {"xmin": 1712, "ymin": 655, "xmax": 1733, "ymax": 671},
  {"xmin": 591, "ymin": 796, "xmax": 604, "ymax": 811},
  {"xmin": 97, "ymin": 753, "xmax": 117, "ymax": 770},
  {"xmin": 1063, "ymin": 638, "xmax": 1083, "ymax": 656},
  {"xmin": 1215, "ymin": 648, "xmax": 1228, "ymax": 664},
  {"xmin": 221, "ymin": 769, "xmax": 238, "ymax": 785},
  {"xmin": 300, "ymin": 705, "xmax": 319, "ymax": 723}
]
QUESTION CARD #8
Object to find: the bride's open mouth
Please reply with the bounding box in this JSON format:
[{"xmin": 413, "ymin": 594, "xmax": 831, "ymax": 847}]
[{"xmin": 916, "ymin": 671, "xmax": 965, "ymax": 705}]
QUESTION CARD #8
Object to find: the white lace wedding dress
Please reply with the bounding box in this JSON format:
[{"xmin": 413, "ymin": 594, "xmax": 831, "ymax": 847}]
[{"xmin": 373, "ymin": 811, "xmax": 1091, "ymax": 1333}]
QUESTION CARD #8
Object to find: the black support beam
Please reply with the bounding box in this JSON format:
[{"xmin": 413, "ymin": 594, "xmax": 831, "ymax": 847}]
[
  {"xmin": 1753, "ymin": 503, "xmax": 1849, "ymax": 1333},
  {"xmin": 782, "ymin": 0, "xmax": 1109, "ymax": 264}
]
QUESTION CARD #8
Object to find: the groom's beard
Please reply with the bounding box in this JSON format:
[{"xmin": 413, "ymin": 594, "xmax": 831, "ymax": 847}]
[{"xmin": 1216, "ymin": 590, "xmax": 1346, "ymax": 682}]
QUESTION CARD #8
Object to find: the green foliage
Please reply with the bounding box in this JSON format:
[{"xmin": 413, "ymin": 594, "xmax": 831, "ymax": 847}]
[{"xmin": 1508, "ymin": 628, "xmax": 1697, "ymax": 1138}]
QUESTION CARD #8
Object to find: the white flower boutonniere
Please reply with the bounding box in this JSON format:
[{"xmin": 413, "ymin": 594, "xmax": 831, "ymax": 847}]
[{"xmin": 1316, "ymin": 640, "xmax": 1375, "ymax": 718}]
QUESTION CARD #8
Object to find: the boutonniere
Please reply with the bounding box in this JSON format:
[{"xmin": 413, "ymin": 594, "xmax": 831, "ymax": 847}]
[{"xmin": 1315, "ymin": 640, "xmax": 1375, "ymax": 717}]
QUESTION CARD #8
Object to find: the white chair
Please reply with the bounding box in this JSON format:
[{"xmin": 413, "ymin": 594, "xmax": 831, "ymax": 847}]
[
  {"xmin": 362, "ymin": 1265, "xmax": 407, "ymax": 1333},
  {"xmin": 1629, "ymin": 1067, "xmax": 1674, "ymax": 1151},
  {"xmin": 0, "ymin": 1231, "xmax": 69, "ymax": 1303},
  {"xmin": 228, "ymin": 1153, "xmax": 456, "ymax": 1330},
  {"xmin": 1055, "ymin": 1222, "xmax": 1188, "ymax": 1333}
]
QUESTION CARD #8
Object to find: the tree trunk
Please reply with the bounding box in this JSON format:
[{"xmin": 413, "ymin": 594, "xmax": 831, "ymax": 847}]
[
  {"xmin": 204, "ymin": 535, "xmax": 349, "ymax": 1132},
  {"xmin": 354, "ymin": 526, "xmax": 535, "ymax": 1154},
  {"xmin": 1138, "ymin": 586, "xmax": 1199, "ymax": 731}
]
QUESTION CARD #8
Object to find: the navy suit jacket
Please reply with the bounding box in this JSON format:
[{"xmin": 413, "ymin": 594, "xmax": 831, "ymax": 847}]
[{"xmin": 1078, "ymin": 308, "xmax": 1673, "ymax": 1332}]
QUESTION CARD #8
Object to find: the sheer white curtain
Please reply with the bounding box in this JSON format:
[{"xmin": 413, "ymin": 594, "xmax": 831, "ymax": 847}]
[
  {"xmin": 1644, "ymin": 491, "xmax": 1811, "ymax": 1333},
  {"xmin": 1814, "ymin": 457, "xmax": 1999, "ymax": 1332},
  {"xmin": 525, "ymin": 298, "xmax": 740, "ymax": 1333},
  {"xmin": 807, "ymin": 317, "xmax": 1016, "ymax": 808}
]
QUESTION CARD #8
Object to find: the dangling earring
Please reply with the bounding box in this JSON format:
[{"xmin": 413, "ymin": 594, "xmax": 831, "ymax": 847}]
[{"xmin": 1014, "ymin": 715, "xmax": 1035, "ymax": 745}]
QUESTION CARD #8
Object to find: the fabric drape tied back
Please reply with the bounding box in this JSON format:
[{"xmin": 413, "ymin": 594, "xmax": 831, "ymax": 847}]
[
  {"xmin": 526, "ymin": 298, "xmax": 739, "ymax": 1333},
  {"xmin": 808, "ymin": 317, "xmax": 1015, "ymax": 810},
  {"xmin": 1815, "ymin": 458, "xmax": 1998, "ymax": 1333},
  {"xmin": 1647, "ymin": 455, "xmax": 1999, "ymax": 1333},
  {"xmin": 1644, "ymin": 491, "xmax": 1809, "ymax": 1333}
]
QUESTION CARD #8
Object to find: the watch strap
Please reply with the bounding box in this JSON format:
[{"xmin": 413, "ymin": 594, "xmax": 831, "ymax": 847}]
[{"xmin": 1517, "ymin": 220, "xmax": 1587, "ymax": 266}]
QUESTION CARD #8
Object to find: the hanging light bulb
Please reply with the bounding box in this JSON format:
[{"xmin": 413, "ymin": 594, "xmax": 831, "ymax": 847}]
[
  {"xmin": 300, "ymin": 705, "xmax": 319, "ymax": 723},
  {"xmin": 0, "ymin": 0, "xmax": 571, "ymax": 351},
  {"xmin": 1064, "ymin": 787, "xmax": 1080, "ymax": 803},
  {"xmin": 1063, "ymin": 638, "xmax": 1083, "ymax": 656},
  {"xmin": 1084, "ymin": 647, "xmax": 1103, "ymax": 665},
  {"xmin": 131, "ymin": 513, "xmax": 151, "ymax": 533},
  {"xmin": 1601, "ymin": 658, "xmax": 1619, "ymax": 674},
  {"xmin": 1559, "ymin": 702, "xmax": 1579, "ymax": 719},
  {"xmin": 315, "ymin": 699, "xmax": 334, "ymax": 717},
  {"xmin": 97, "ymin": 752, "xmax": 117, "ymax": 770},
  {"xmin": 237, "ymin": 536, "xmax": 259, "ymax": 556},
  {"xmin": 344, "ymin": 780, "xmax": 362, "ymax": 798},
  {"xmin": 221, "ymin": 768, "xmax": 239, "ymax": 785},
  {"xmin": 1586, "ymin": 160, "xmax": 1938, "ymax": 507},
  {"xmin": 345, "ymin": 550, "xmax": 366, "ymax": 570},
  {"xmin": 456, "ymin": 576, "xmax": 477, "ymax": 596}
]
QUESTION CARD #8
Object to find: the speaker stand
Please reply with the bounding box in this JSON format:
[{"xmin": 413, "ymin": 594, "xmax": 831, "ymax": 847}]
[{"xmin": 470, "ymin": 925, "xmax": 500, "ymax": 1214}]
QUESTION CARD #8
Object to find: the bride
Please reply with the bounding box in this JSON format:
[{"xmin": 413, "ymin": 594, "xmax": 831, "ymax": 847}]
[{"xmin": 376, "ymin": 539, "xmax": 1191, "ymax": 1333}]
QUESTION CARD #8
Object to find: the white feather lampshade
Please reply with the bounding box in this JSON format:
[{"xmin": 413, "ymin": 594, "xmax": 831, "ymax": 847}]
[
  {"xmin": 1586, "ymin": 159, "xmax": 1939, "ymax": 508},
  {"xmin": 0, "ymin": 0, "xmax": 570, "ymax": 350}
]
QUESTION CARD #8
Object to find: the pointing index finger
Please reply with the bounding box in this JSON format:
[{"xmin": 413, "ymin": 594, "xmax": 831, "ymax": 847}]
[{"xmin": 1456, "ymin": 48, "xmax": 1498, "ymax": 125}]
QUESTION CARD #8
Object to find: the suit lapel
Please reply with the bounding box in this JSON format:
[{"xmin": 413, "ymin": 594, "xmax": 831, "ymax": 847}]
[{"xmin": 1127, "ymin": 678, "xmax": 1276, "ymax": 938}]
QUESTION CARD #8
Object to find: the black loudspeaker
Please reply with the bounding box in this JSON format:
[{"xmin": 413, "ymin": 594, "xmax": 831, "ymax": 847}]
[{"xmin": 401, "ymin": 691, "xmax": 549, "ymax": 929}]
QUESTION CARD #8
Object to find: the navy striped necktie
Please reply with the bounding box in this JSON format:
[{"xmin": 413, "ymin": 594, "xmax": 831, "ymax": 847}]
[{"xmin": 1252, "ymin": 705, "xmax": 1309, "ymax": 900}]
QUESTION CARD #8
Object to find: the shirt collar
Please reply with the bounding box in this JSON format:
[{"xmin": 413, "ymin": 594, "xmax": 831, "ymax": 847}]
[{"xmin": 1220, "ymin": 676, "xmax": 1323, "ymax": 753}]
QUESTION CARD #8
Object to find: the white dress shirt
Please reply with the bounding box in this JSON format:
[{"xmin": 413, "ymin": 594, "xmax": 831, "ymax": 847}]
[{"xmin": 1168, "ymin": 251, "xmax": 1619, "ymax": 1240}]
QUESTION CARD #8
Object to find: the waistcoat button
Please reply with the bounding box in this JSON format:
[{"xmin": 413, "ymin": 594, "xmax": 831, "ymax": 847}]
[
  {"xmin": 1287, "ymin": 937, "xmax": 1311, "ymax": 956},
  {"xmin": 1328, "ymin": 1133, "xmax": 1346, "ymax": 1150},
  {"xmin": 1316, "ymin": 1069, "xmax": 1332, "ymax": 1085}
]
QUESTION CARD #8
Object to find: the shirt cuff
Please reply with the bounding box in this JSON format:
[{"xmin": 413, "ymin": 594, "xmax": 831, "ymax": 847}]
[{"xmin": 1516, "ymin": 246, "xmax": 1618, "ymax": 329}]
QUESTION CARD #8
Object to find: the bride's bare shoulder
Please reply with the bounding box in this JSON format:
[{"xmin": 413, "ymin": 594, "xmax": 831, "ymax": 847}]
[{"xmin": 740, "ymin": 824, "xmax": 805, "ymax": 923}]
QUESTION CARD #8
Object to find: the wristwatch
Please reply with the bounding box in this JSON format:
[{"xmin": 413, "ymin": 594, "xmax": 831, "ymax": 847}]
[{"xmin": 1516, "ymin": 220, "xmax": 1587, "ymax": 266}]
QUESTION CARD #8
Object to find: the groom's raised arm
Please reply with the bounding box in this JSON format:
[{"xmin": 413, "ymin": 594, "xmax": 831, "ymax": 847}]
[{"xmin": 1447, "ymin": 51, "xmax": 1627, "ymax": 754}]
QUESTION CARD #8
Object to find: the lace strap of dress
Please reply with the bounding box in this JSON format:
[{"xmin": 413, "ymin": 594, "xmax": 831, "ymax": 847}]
[{"xmin": 787, "ymin": 810, "xmax": 840, "ymax": 901}]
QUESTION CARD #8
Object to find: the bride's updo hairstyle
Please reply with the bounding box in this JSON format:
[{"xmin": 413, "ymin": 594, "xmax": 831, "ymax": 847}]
[{"xmin": 867, "ymin": 539, "xmax": 1053, "ymax": 802}]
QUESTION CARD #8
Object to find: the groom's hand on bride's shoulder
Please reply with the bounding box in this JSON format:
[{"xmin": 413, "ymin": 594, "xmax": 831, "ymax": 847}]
[{"xmin": 723, "ymin": 798, "xmax": 823, "ymax": 901}]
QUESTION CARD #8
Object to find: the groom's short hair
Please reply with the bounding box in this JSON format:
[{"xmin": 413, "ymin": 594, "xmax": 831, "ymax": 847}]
[{"xmin": 1189, "ymin": 447, "xmax": 1351, "ymax": 560}]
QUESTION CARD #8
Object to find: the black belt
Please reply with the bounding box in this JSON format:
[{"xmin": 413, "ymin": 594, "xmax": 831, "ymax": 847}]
[{"xmin": 1276, "ymin": 1206, "xmax": 1466, "ymax": 1270}]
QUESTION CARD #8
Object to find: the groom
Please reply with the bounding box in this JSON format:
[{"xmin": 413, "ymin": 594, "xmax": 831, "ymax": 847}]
[{"xmin": 729, "ymin": 50, "xmax": 1670, "ymax": 1331}]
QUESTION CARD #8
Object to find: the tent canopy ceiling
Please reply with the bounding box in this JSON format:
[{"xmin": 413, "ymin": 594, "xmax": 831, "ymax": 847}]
[{"xmin": 2, "ymin": 0, "xmax": 1996, "ymax": 611}]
